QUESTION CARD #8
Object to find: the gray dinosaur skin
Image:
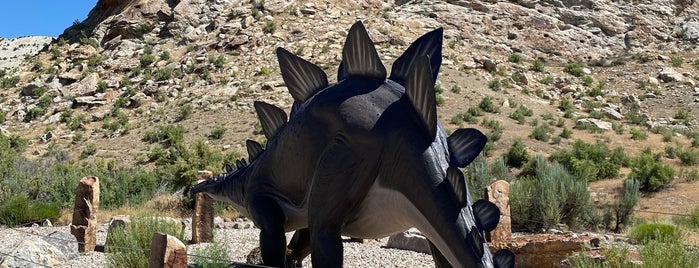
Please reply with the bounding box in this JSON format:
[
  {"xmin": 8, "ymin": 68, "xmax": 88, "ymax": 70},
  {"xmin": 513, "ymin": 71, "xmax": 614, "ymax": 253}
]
[{"xmin": 191, "ymin": 22, "xmax": 509, "ymax": 267}]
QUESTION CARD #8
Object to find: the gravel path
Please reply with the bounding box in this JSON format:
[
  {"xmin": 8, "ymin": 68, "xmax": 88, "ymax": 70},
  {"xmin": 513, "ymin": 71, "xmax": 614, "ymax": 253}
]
[{"xmin": 0, "ymin": 221, "xmax": 434, "ymax": 267}]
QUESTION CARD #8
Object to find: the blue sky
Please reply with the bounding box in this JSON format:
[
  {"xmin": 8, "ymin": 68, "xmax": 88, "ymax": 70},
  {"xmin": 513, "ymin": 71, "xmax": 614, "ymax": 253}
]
[{"xmin": 0, "ymin": 1, "xmax": 96, "ymax": 38}]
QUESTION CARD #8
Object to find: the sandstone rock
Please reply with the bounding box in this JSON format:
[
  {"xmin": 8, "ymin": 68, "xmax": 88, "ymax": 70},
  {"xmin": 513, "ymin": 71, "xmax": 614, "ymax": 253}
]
[
  {"xmin": 485, "ymin": 180, "xmax": 511, "ymax": 243},
  {"xmin": 0, "ymin": 231, "xmax": 78, "ymax": 267},
  {"xmin": 576, "ymin": 118, "xmax": 612, "ymax": 131},
  {"xmin": 148, "ymin": 233, "xmax": 187, "ymax": 268},
  {"xmin": 386, "ymin": 228, "xmax": 430, "ymax": 254},
  {"xmin": 659, "ymin": 67, "xmax": 683, "ymax": 83},
  {"xmin": 490, "ymin": 233, "xmax": 598, "ymax": 268},
  {"xmin": 192, "ymin": 170, "xmax": 215, "ymax": 243},
  {"xmin": 71, "ymin": 176, "xmax": 100, "ymax": 252},
  {"xmin": 64, "ymin": 72, "xmax": 99, "ymax": 97},
  {"xmin": 602, "ymin": 107, "xmax": 624, "ymax": 120}
]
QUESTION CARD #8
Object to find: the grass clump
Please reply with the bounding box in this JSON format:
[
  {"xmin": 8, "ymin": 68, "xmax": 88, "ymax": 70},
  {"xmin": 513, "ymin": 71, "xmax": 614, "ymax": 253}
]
[
  {"xmin": 191, "ymin": 241, "xmax": 230, "ymax": 268},
  {"xmin": 565, "ymin": 62, "xmax": 585, "ymax": 77},
  {"xmin": 0, "ymin": 194, "xmax": 60, "ymax": 226},
  {"xmin": 106, "ymin": 216, "xmax": 186, "ymax": 268},
  {"xmin": 209, "ymin": 124, "xmax": 227, "ymax": 140}
]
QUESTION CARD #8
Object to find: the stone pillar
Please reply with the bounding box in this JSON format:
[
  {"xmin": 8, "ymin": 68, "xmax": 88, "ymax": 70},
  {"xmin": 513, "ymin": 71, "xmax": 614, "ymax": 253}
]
[
  {"xmin": 70, "ymin": 176, "xmax": 99, "ymax": 252},
  {"xmin": 148, "ymin": 233, "xmax": 187, "ymax": 268},
  {"xmin": 484, "ymin": 180, "xmax": 511, "ymax": 243},
  {"xmin": 192, "ymin": 170, "xmax": 214, "ymax": 243}
]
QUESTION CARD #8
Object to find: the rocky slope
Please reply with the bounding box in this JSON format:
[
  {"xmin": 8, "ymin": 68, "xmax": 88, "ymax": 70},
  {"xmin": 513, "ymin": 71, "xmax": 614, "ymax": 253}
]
[
  {"xmin": 0, "ymin": 0, "xmax": 697, "ymax": 176},
  {"xmin": 0, "ymin": 36, "xmax": 52, "ymax": 70}
]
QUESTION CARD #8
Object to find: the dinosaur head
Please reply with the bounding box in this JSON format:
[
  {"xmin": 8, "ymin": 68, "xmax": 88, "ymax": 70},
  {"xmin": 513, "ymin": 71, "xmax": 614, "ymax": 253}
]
[{"xmin": 190, "ymin": 159, "xmax": 249, "ymax": 204}]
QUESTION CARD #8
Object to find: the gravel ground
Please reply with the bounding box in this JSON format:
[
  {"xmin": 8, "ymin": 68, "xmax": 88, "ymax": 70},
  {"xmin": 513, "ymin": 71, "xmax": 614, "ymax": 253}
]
[{"xmin": 0, "ymin": 221, "xmax": 434, "ymax": 267}]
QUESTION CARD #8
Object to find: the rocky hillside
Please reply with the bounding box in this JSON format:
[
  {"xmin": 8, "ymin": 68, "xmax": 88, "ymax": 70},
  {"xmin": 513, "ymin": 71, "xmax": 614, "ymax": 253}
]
[
  {"xmin": 0, "ymin": 0, "xmax": 698, "ymax": 169},
  {"xmin": 0, "ymin": 36, "xmax": 52, "ymax": 70}
]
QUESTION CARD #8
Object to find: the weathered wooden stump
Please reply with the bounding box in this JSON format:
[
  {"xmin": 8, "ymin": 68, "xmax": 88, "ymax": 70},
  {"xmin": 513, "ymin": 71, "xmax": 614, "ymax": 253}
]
[
  {"xmin": 70, "ymin": 176, "xmax": 99, "ymax": 252},
  {"xmin": 484, "ymin": 180, "xmax": 511, "ymax": 243},
  {"xmin": 148, "ymin": 233, "xmax": 187, "ymax": 268},
  {"xmin": 192, "ymin": 170, "xmax": 214, "ymax": 243}
]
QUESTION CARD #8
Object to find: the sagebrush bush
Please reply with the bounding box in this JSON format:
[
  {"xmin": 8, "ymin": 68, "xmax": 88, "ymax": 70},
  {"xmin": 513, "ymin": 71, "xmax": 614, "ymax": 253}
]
[
  {"xmin": 612, "ymin": 178, "xmax": 639, "ymax": 232},
  {"xmin": 629, "ymin": 148, "xmax": 674, "ymax": 192},
  {"xmin": 510, "ymin": 155, "xmax": 593, "ymax": 231},
  {"xmin": 106, "ymin": 216, "xmax": 186, "ymax": 268},
  {"xmin": 463, "ymin": 155, "xmax": 513, "ymax": 199}
]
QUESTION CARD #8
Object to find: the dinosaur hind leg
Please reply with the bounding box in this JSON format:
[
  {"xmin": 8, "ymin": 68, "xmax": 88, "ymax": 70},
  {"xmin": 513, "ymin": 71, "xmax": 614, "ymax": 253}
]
[
  {"xmin": 308, "ymin": 135, "xmax": 377, "ymax": 267},
  {"xmin": 428, "ymin": 239, "xmax": 453, "ymax": 268}
]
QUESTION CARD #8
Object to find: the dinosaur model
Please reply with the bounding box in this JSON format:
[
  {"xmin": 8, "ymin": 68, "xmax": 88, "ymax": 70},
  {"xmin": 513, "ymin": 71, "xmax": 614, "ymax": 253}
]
[{"xmin": 191, "ymin": 21, "xmax": 514, "ymax": 268}]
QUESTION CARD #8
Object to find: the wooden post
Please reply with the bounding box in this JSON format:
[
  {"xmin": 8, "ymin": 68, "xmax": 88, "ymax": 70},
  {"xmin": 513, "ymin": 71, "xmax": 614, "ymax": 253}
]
[
  {"xmin": 70, "ymin": 176, "xmax": 99, "ymax": 252},
  {"xmin": 148, "ymin": 233, "xmax": 187, "ymax": 268},
  {"xmin": 192, "ymin": 170, "xmax": 215, "ymax": 243},
  {"xmin": 484, "ymin": 180, "xmax": 511, "ymax": 243}
]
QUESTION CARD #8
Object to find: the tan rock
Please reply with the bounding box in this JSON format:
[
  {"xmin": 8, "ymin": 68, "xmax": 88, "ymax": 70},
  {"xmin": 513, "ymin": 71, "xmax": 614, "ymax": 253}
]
[
  {"xmin": 192, "ymin": 170, "xmax": 215, "ymax": 243},
  {"xmin": 484, "ymin": 180, "xmax": 511, "ymax": 243},
  {"xmin": 70, "ymin": 176, "xmax": 100, "ymax": 252},
  {"xmin": 148, "ymin": 233, "xmax": 187, "ymax": 268}
]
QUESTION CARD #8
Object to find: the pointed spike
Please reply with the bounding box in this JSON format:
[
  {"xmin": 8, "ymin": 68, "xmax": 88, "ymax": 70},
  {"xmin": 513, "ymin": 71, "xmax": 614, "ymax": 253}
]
[
  {"xmin": 390, "ymin": 28, "xmax": 443, "ymax": 86},
  {"xmin": 235, "ymin": 159, "xmax": 244, "ymax": 169},
  {"xmin": 254, "ymin": 101, "xmax": 288, "ymax": 139},
  {"xmin": 472, "ymin": 199, "xmax": 501, "ymax": 232},
  {"xmin": 447, "ymin": 128, "xmax": 488, "ymax": 168},
  {"xmin": 341, "ymin": 21, "xmax": 386, "ymax": 79},
  {"xmin": 493, "ymin": 249, "xmax": 515, "ymax": 268},
  {"xmin": 405, "ymin": 56, "xmax": 437, "ymax": 140},
  {"xmin": 337, "ymin": 61, "xmax": 347, "ymax": 82},
  {"xmin": 225, "ymin": 164, "xmax": 234, "ymax": 173},
  {"xmin": 246, "ymin": 139, "xmax": 264, "ymax": 162},
  {"xmin": 276, "ymin": 47, "xmax": 329, "ymax": 103},
  {"xmin": 446, "ymin": 167, "xmax": 468, "ymax": 207}
]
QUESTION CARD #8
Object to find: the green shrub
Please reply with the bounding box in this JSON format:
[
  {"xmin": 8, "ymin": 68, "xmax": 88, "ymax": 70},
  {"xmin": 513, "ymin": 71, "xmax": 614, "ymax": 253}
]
[
  {"xmin": 540, "ymin": 75, "xmax": 554, "ymax": 85},
  {"xmin": 191, "ymin": 241, "xmax": 230, "ymax": 268},
  {"xmin": 463, "ymin": 155, "xmax": 513, "ymax": 199},
  {"xmin": 532, "ymin": 59, "xmax": 545, "ymax": 72},
  {"xmin": 479, "ymin": 96, "xmax": 500, "ymax": 113},
  {"xmin": 508, "ymin": 53, "xmax": 523, "ymax": 63},
  {"xmin": 0, "ymin": 194, "xmax": 60, "ymax": 226},
  {"xmin": 467, "ymin": 106, "xmax": 484, "ymax": 117},
  {"xmin": 629, "ymin": 128, "xmax": 648, "ymax": 140},
  {"xmin": 671, "ymin": 55, "xmax": 683, "ymax": 67},
  {"xmin": 549, "ymin": 139, "xmax": 626, "ymax": 182},
  {"xmin": 582, "ymin": 76, "xmax": 594, "ymax": 87},
  {"xmin": 1, "ymin": 75, "xmax": 20, "ymax": 88},
  {"xmin": 568, "ymin": 244, "xmax": 635, "ymax": 268},
  {"xmin": 482, "ymin": 118, "xmax": 503, "ymax": 142},
  {"xmin": 677, "ymin": 148, "xmax": 699, "ymax": 166},
  {"xmin": 209, "ymin": 124, "xmax": 227, "ymax": 140},
  {"xmin": 263, "ymin": 21, "xmax": 276, "ymax": 34},
  {"xmin": 564, "ymin": 62, "xmax": 584, "ymax": 77},
  {"xmin": 559, "ymin": 98, "xmax": 574, "ymax": 116},
  {"xmin": 488, "ymin": 79, "xmax": 502, "ymax": 91},
  {"xmin": 0, "ymin": 110, "xmax": 5, "ymax": 123},
  {"xmin": 450, "ymin": 85, "xmax": 461, "ymax": 94},
  {"xmin": 629, "ymin": 148, "xmax": 674, "ymax": 192},
  {"xmin": 143, "ymin": 125, "xmax": 186, "ymax": 147},
  {"xmin": 674, "ymin": 108, "xmax": 692, "ymax": 125},
  {"xmin": 530, "ymin": 123, "xmax": 553, "ymax": 142},
  {"xmin": 629, "ymin": 223, "xmax": 681, "ymax": 244},
  {"xmin": 510, "ymin": 155, "xmax": 593, "ymax": 231},
  {"xmin": 640, "ymin": 239, "xmax": 699, "ymax": 268},
  {"xmin": 560, "ymin": 126, "xmax": 573, "ymax": 139},
  {"xmin": 106, "ymin": 216, "xmax": 186, "ymax": 268},
  {"xmin": 139, "ymin": 53, "xmax": 156, "ymax": 67},
  {"xmin": 505, "ymin": 139, "xmax": 530, "ymax": 168},
  {"xmin": 177, "ymin": 104, "xmax": 193, "ymax": 121},
  {"xmin": 209, "ymin": 55, "xmax": 226, "ymax": 69}
]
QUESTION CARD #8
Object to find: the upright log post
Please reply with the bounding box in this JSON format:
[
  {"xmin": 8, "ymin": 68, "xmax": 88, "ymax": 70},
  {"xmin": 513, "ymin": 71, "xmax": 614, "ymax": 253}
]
[
  {"xmin": 70, "ymin": 176, "xmax": 100, "ymax": 252},
  {"xmin": 192, "ymin": 170, "xmax": 215, "ymax": 243}
]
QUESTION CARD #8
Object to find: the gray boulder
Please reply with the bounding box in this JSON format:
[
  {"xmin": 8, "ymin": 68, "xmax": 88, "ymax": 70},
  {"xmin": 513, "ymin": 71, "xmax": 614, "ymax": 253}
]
[
  {"xmin": 0, "ymin": 231, "xmax": 78, "ymax": 268},
  {"xmin": 386, "ymin": 228, "xmax": 430, "ymax": 254}
]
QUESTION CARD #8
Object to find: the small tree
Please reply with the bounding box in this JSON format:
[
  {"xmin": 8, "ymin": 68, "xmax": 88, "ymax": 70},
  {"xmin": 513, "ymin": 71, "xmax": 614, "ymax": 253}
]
[
  {"xmin": 629, "ymin": 148, "xmax": 675, "ymax": 192},
  {"xmin": 613, "ymin": 178, "xmax": 640, "ymax": 232},
  {"xmin": 506, "ymin": 139, "xmax": 530, "ymax": 168}
]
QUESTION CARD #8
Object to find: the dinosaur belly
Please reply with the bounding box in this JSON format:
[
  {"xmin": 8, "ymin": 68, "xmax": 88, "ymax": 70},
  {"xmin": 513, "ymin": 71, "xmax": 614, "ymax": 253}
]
[{"xmin": 341, "ymin": 183, "xmax": 416, "ymax": 238}]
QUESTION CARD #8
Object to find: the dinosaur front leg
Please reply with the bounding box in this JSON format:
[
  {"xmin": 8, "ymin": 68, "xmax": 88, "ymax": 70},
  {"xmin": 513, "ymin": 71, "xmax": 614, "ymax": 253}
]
[
  {"xmin": 287, "ymin": 228, "xmax": 311, "ymax": 267},
  {"xmin": 249, "ymin": 195, "xmax": 287, "ymax": 267}
]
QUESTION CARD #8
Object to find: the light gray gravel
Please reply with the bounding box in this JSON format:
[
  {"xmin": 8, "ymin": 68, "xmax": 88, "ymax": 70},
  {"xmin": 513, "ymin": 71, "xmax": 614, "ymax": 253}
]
[{"xmin": 0, "ymin": 222, "xmax": 434, "ymax": 267}]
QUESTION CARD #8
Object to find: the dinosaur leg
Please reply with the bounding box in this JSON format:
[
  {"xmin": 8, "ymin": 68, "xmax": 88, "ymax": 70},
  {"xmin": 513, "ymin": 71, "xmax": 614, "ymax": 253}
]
[
  {"xmin": 427, "ymin": 239, "xmax": 453, "ymax": 268},
  {"xmin": 308, "ymin": 136, "xmax": 376, "ymax": 267},
  {"xmin": 249, "ymin": 195, "xmax": 287, "ymax": 267},
  {"xmin": 287, "ymin": 228, "xmax": 311, "ymax": 267}
]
